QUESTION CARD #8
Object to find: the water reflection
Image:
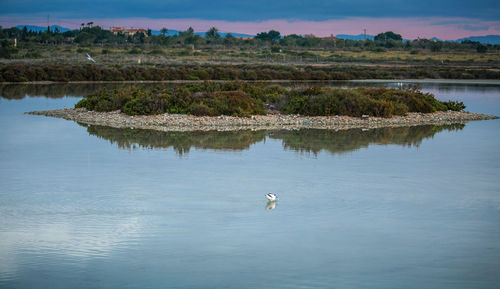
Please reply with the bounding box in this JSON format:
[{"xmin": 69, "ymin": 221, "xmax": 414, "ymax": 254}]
[
  {"xmin": 265, "ymin": 201, "xmax": 277, "ymax": 210},
  {"xmin": 82, "ymin": 123, "xmax": 267, "ymax": 155},
  {"xmin": 81, "ymin": 123, "xmax": 465, "ymax": 156},
  {"xmin": 0, "ymin": 83, "xmax": 180, "ymax": 99},
  {"xmin": 270, "ymin": 124, "xmax": 464, "ymax": 155}
]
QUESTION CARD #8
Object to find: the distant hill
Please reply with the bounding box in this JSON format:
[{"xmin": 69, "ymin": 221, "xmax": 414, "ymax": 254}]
[
  {"xmin": 336, "ymin": 34, "xmax": 374, "ymax": 40},
  {"xmin": 16, "ymin": 25, "xmax": 70, "ymax": 33},
  {"xmin": 336, "ymin": 34, "xmax": 500, "ymax": 44},
  {"xmin": 455, "ymin": 35, "xmax": 500, "ymax": 45},
  {"xmin": 150, "ymin": 29, "xmax": 254, "ymax": 38},
  {"xmin": 13, "ymin": 25, "xmax": 254, "ymax": 38},
  {"xmin": 196, "ymin": 32, "xmax": 255, "ymax": 38},
  {"xmin": 423, "ymin": 35, "xmax": 500, "ymax": 45}
]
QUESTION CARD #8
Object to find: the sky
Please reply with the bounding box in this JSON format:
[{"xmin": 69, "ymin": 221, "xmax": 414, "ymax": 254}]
[{"xmin": 0, "ymin": 0, "xmax": 499, "ymax": 40}]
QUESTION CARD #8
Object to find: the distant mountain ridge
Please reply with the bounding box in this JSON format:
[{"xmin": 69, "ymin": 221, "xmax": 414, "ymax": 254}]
[
  {"xmin": 11, "ymin": 25, "xmax": 500, "ymax": 44},
  {"xmin": 149, "ymin": 29, "xmax": 254, "ymax": 38},
  {"xmin": 455, "ymin": 35, "xmax": 500, "ymax": 45},
  {"xmin": 335, "ymin": 34, "xmax": 375, "ymax": 40},
  {"xmin": 14, "ymin": 25, "xmax": 253, "ymax": 38},
  {"xmin": 420, "ymin": 35, "xmax": 500, "ymax": 45},
  {"xmin": 16, "ymin": 25, "xmax": 70, "ymax": 33}
]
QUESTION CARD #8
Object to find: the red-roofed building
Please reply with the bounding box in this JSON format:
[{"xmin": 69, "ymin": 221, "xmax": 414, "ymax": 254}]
[{"xmin": 110, "ymin": 27, "xmax": 148, "ymax": 36}]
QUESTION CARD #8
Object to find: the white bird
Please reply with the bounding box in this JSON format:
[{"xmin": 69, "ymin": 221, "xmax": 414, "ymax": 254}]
[
  {"xmin": 265, "ymin": 193, "xmax": 277, "ymax": 201},
  {"xmin": 86, "ymin": 53, "xmax": 96, "ymax": 63}
]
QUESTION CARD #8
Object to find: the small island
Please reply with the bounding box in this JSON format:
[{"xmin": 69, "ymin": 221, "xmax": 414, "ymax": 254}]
[{"xmin": 28, "ymin": 82, "xmax": 498, "ymax": 131}]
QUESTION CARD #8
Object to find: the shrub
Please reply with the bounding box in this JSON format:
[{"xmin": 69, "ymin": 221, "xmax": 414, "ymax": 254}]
[
  {"xmin": 78, "ymin": 83, "xmax": 465, "ymax": 117},
  {"xmin": 76, "ymin": 47, "xmax": 90, "ymax": 53},
  {"xmin": 128, "ymin": 47, "xmax": 142, "ymax": 54},
  {"xmin": 443, "ymin": 100, "xmax": 466, "ymax": 111}
]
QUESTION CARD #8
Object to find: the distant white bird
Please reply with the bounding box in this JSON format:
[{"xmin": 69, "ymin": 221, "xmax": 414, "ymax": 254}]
[
  {"xmin": 265, "ymin": 193, "xmax": 277, "ymax": 201},
  {"xmin": 86, "ymin": 53, "xmax": 96, "ymax": 63}
]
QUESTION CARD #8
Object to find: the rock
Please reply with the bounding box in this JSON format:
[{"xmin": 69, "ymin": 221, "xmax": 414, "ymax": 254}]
[{"xmin": 26, "ymin": 109, "xmax": 498, "ymax": 133}]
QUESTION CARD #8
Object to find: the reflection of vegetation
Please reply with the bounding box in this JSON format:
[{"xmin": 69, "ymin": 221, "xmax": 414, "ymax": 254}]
[
  {"xmin": 81, "ymin": 123, "xmax": 464, "ymax": 156},
  {"xmin": 270, "ymin": 124, "xmax": 465, "ymax": 155},
  {"xmin": 0, "ymin": 83, "xmax": 181, "ymax": 99},
  {"xmin": 81, "ymin": 123, "xmax": 267, "ymax": 155}
]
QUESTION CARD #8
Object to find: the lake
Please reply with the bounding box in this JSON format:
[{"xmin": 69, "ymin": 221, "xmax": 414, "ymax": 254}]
[{"xmin": 0, "ymin": 81, "xmax": 499, "ymax": 289}]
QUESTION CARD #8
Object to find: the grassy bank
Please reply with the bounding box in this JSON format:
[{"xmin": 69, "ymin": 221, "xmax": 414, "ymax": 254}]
[{"xmin": 74, "ymin": 82, "xmax": 465, "ymax": 117}]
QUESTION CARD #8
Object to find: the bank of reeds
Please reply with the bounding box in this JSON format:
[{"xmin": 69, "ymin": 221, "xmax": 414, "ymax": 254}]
[{"xmin": 1, "ymin": 63, "xmax": 499, "ymax": 82}]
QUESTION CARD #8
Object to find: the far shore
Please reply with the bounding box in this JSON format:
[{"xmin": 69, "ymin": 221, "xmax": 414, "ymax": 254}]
[
  {"xmin": 27, "ymin": 108, "xmax": 499, "ymax": 132},
  {"xmin": 3, "ymin": 79, "xmax": 500, "ymax": 85}
]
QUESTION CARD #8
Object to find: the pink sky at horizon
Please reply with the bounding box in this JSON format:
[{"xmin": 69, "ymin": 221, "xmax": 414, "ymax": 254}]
[{"xmin": 1, "ymin": 16, "xmax": 499, "ymax": 40}]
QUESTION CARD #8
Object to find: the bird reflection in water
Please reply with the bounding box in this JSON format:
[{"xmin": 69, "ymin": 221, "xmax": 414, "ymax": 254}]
[{"xmin": 265, "ymin": 201, "xmax": 277, "ymax": 210}]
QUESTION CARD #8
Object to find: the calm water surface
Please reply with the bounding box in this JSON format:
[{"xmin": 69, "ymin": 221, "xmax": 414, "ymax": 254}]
[{"xmin": 0, "ymin": 81, "xmax": 499, "ymax": 289}]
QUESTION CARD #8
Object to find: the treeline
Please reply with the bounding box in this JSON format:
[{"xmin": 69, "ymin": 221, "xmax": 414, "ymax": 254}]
[
  {"xmin": 0, "ymin": 25, "xmax": 497, "ymax": 58},
  {"xmin": 81, "ymin": 123, "xmax": 464, "ymax": 156},
  {"xmin": 2, "ymin": 63, "xmax": 499, "ymax": 82},
  {"xmin": 75, "ymin": 82, "xmax": 466, "ymax": 118}
]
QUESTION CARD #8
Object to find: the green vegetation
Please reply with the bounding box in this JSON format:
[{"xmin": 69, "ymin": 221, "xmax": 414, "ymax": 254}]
[
  {"xmin": 74, "ymin": 82, "xmax": 466, "ymax": 117},
  {"xmin": 1, "ymin": 26, "xmax": 499, "ymax": 82},
  {"xmin": 282, "ymin": 86, "xmax": 465, "ymax": 117},
  {"xmin": 76, "ymin": 82, "xmax": 267, "ymax": 117},
  {"xmin": 0, "ymin": 26, "xmax": 499, "ymax": 67},
  {"xmin": 1, "ymin": 26, "xmax": 497, "ymax": 57}
]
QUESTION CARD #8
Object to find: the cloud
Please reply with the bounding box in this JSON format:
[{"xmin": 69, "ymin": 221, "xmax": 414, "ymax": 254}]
[
  {"xmin": 1, "ymin": 0, "xmax": 500, "ymax": 21},
  {"xmin": 3, "ymin": 16, "xmax": 499, "ymax": 40},
  {"xmin": 459, "ymin": 24, "xmax": 490, "ymax": 31}
]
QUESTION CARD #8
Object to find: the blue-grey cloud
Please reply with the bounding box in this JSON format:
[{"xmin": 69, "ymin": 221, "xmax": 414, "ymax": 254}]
[
  {"xmin": 459, "ymin": 24, "xmax": 490, "ymax": 31},
  {"xmin": 1, "ymin": 0, "xmax": 499, "ymax": 21}
]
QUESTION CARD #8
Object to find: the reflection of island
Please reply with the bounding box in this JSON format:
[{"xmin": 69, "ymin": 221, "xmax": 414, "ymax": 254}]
[
  {"xmin": 81, "ymin": 123, "xmax": 464, "ymax": 156},
  {"xmin": 0, "ymin": 83, "xmax": 103, "ymax": 99},
  {"xmin": 81, "ymin": 123, "xmax": 267, "ymax": 155},
  {"xmin": 0, "ymin": 83, "xmax": 178, "ymax": 99},
  {"xmin": 270, "ymin": 124, "xmax": 465, "ymax": 155}
]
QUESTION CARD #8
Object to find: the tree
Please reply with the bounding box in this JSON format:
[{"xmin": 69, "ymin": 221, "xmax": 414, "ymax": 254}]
[
  {"xmin": 374, "ymin": 31, "xmax": 402, "ymax": 42},
  {"xmin": 160, "ymin": 27, "xmax": 168, "ymax": 36},
  {"xmin": 179, "ymin": 27, "xmax": 196, "ymax": 45},
  {"xmin": 268, "ymin": 30, "xmax": 281, "ymax": 41},
  {"xmin": 75, "ymin": 32, "xmax": 96, "ymax": 45},
  {"xmin": 255, "ymin": 30, "xmax": 281, "ymax": 41},
  {"xmin": 476, "ymin": 44, "xmax": 487, "ymax": 53},
  {"xmin": 430, "ymin": 41, "xmax": 443, "ymax": 52},
  {"xmin": 21, "ymin": 26, "xmax": 28, "ymax": 40},
  {"xmin": 147, "ymin": 28, "xmax": 152, "ymax": 37},
  {"xmin": 206, "ymin": 27, "xmax": 220, "ymax": 39}
]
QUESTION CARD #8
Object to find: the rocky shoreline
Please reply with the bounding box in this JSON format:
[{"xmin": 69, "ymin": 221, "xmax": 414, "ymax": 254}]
[{"xmin": 27, "ymin": 108, "xmax": 498, "ymax": 132}]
